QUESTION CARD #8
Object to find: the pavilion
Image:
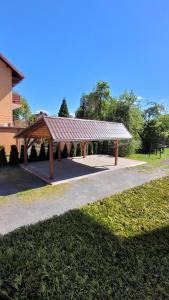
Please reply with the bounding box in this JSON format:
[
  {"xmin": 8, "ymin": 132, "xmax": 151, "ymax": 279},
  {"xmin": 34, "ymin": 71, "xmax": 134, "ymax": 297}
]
[{"xmin": 16, "ymin": 116, "xmax": 132, "ymax": 179}]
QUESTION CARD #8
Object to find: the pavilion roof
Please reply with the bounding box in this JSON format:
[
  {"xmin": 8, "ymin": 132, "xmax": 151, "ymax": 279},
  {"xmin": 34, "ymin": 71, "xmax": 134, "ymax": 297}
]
[{"xmin": 16, "ymin": 116, "xmax": 132, "ymax": 141}]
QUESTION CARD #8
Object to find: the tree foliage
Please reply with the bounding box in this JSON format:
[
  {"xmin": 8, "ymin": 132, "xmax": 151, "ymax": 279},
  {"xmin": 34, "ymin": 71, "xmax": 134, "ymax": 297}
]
[
  {"xmin": 39, "ymin": 143, "xmax": 47, "ymax": 161},
  {"xmin": 58, "ymin": 98, "xmax": 69, "ymax": 118},
  {"xmin": 13, "ymin": 96, "xmax": 31, "ymax": 120},
  {"xmin": 142, "ymin": 103, "xmax": 168, "ymax": 152},
  {"xmin": 29, "ymin": 145, "xmax": 38, "ymax": 162},
  {"xmin": 0, "ymin": 146, "xmax": 7, "ymax": 166},
  {"xmin": 76, "ymin": 83, "xmax": 144, "ymax": 154},
  {"xmin": 9, "ymin": 145, "xmax": 19, "ymax": 165}
]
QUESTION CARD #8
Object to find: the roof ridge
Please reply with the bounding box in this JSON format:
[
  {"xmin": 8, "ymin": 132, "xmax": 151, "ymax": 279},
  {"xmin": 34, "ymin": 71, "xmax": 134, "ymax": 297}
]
[
  {"xmin": 44, "ymin": 116, "xmax": 123, "ymax": 125},
  {"xmin": 0, "ymin": 53, "xmax": 24, "ymax": 79}
]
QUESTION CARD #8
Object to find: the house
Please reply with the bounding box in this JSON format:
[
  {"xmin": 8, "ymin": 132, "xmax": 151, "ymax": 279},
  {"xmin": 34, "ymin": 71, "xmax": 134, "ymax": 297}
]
[{"xmin": 0, "ymin": 54, "xmax": 25, "ymax": 155}]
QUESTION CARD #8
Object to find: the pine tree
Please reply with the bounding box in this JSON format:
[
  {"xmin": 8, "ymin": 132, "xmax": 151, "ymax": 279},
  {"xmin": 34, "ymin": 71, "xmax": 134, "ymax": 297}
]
[
  {"xmin": 93, "ymin": 142, "xmax": 97, "ymax": 154},
  {"xmin": 39, "ymin": 143, "xmax": 46, "ymax": 161},
  {"xmin": 29, "ymin": 145, "xmax": 38, "ymax": 162},
  {"xmin": 76, "ymin": 143, "xmax": 82, "ymax": 157},
  {"xmin": 58, "ymin": 98, "xmax": 69, "ymax": 117},
  {"xmin": 0, "ymin": 145, "xmax": 7, "ymax": 166},
  {"xmin": 19, "ymin": 145, "xmax": 25, "ymax": 163},
  {"xmin": 70, "ymin": 144, "xmax": 76, "ymax": 157},
  {"xmin": 9, "ymin": 145, "xmax": 19, "ymax": 165},
  {"xmin": 62, "ymin": 144, "xmax": 68, "ymax": 158},
  {"xmin": 87, "ymin": 143, "xmax": 92, "ymax": 155},
  {"xmin": 54, "ymin": 146, "xmax": 58, "ymax": 159}
]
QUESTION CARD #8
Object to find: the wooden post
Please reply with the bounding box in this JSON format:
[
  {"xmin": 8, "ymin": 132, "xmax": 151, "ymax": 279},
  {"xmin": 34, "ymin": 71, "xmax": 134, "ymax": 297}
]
[
  {"xmin": 82, "ymin": 142, "xmax": 86, "ymax": 158},
  {"xmin": 114, "ymin": 139, "xmax": 119, "ymax": 166},
  {"xmin": 58, "ymin": 142, "xmax": 61, "ymax": 161},
  {"xmin": 84, "ymin": 142, "xmax": 87, "ymax": 158},
  {"xmin": 49, "ymin": 139, "xmax": 54, "ymax": 179},
  {"xmin": 24, "ymin": 138, "xmax": 28, "ymax": 165}
]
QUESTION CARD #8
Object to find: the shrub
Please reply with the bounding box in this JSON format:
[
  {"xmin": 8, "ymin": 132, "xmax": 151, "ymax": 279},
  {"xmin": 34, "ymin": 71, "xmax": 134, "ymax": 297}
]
[
  {"xmin": 0, "ymin": 145, "xmax": 7, "ymax": 166},
  {"xmin": 29, "ymin": 145, "xmax": 38, "ymax": 162},
  {"xmin": 76, "ymin": 143, "xmax": 82, "ymax": 156},
  {"xmin": 62, "ymin": 144, "xmax": 68, "ymax": 159},
  {"xmin": 9, "ymin": 145, "xmax": 19, "ymax": 165},
  {"xmin": 39, "ymin": 143, "xmax": 46, "ymax": 161},
  {"xmin": 87, "ymin": 143, "xmax": 92, "ymax": 155},
  {"xmin": 93, "ymin": 142, "xmax": 97, "ymax": 154},
  {"xmin": 97, "ymin": 142, "xmax": 103, "ymax": 154},
  {"xmin": 54, "ymin": 146, "xmax": 58, "ymax": 159},
  {"xmin": 19, "ymin": 145, "xmax": 25, "ymax": 163},
  {"xmin": 70, "ymin": 144, "xmax": 76, "ymax": 157}
]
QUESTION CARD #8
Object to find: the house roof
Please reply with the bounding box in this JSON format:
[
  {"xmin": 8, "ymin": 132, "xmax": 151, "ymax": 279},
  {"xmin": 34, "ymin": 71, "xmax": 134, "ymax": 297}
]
[
  {"xmin": 16, "ymin": 116, "xmax": 132, "ymax": 141},
  {"xmin": 0, "ymin": 53, "xmax": 24, "ymax": 86}
]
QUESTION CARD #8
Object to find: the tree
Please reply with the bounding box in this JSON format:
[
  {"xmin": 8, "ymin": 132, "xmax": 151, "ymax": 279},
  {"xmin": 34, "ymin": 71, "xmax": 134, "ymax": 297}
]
[
  {"xmin": 76, "ymin": 144, "xmax": 81, "ymax": 156},
  {"xmin": 75, "ymin": 81, "xmax": 112, "ymax": 120},
  {"xmin": 76, "ymin": 94, "xmax": 88, "ymax": 119},
  {"xmin": 19, "ymin": 145, "xmax": 25, "ymax": 163},
  {"xmin": 39, "ymin": 143, "xmax": 46, "ymax": 161},
  {"xmin": 0, "ymin": 146, "xmax": 7, "ymax": 166},
  {"xmin": 9, "ymin": 145, "xmax": 19, "ymax": 165},
  {"xmin": 142, "ymin": 103, "xmax": 167, "ymax": 152},
  {"xmin": 113, "ymin": 90, "xmax": 144, "ymax": 154},
  {"xmin": 62, "ymin": 144, "xmax": 68, "ymax": 158},
  {"xmin": 13, "ymin": 96, "xmax": 31, "ymax": 120},
  {"xmin": 29, "ymin": 145, "xmax": 38, "ymax": 162},
  {"xmin": 58, "ymin": 98, "xmax": 69, "ymax": 117},
  {"xmin": 144, "ymin": 102, "xmax": 165, "ymax": 121}
]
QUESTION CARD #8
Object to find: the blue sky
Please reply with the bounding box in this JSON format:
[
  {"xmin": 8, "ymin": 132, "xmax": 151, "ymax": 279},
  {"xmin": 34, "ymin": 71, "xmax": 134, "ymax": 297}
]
[{"xmin": 1, "ymin": 0, "xmax": 169, "ymax": 115}]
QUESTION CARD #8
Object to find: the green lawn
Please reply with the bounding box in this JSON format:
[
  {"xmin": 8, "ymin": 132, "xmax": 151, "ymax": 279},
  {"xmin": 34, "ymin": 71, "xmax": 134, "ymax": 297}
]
[
  {"xmin": 127, "ymin": 147, "xmax": 169, "ymax": 166},
  {"xmin": 0, "ymin": 176, "xmax": 169, "ymax": 299}
]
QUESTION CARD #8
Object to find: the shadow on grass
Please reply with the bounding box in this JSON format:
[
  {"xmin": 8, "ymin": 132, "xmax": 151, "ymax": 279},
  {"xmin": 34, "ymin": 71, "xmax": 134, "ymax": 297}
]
[
  {"xmin": 0, "ymin": 209, "xmax": 169, "ymax": 299},
  {"xmin": 0, "ymin": 166, "xmax": 46, "ymax": 196}
]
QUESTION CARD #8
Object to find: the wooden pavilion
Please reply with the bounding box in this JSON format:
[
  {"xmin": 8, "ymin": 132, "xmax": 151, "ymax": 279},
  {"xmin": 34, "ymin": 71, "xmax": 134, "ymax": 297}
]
[{"xmin": 16, "ymin": 116, "xmax": 132, "ymax": 179}]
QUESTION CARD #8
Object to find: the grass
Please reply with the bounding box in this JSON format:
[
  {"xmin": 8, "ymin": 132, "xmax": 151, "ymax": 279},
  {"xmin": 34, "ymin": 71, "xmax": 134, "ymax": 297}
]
[
  {"xmin": 127, "ymin": 148, "xmax": 169, "ymax": 166},
  {"xmin": 1, "ymin": 176, "xmax": 169, "ymax": 299}
]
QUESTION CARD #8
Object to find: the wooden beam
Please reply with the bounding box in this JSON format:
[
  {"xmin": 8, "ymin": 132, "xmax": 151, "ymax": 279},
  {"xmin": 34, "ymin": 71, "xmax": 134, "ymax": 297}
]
[
  {"xmin": 27, "ymin": 138, "xmax": 38, "ymax": 150},
  {"xmin": 114, "ymin": 139, "xmax": 119, "ymax": 166},
  {"xmin": 24, "ymin": 138, "xmax": 28, "ymax": 165},
  {"xmin": 49, "ymin": 139, "xmax": 54, "ymax": 179}
]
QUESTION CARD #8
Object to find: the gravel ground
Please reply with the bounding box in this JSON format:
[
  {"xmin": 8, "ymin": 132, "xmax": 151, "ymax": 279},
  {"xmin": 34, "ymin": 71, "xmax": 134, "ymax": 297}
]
[{"xmin": 0, "ymin": 163, "xmax": 169, "ymax": 235}]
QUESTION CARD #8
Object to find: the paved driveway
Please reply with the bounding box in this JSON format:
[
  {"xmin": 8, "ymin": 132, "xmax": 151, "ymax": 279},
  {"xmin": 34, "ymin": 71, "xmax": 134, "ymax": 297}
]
[{"xmin": 0, "ymin": 163, "xmax": 169, "ymax": 235}]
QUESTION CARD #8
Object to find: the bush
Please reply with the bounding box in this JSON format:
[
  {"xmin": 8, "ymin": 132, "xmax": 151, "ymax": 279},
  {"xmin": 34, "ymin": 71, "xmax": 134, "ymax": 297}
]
[
  {"xmin": 62, "ymin": 144, "xmax": 68, "ymax": 159},
  {"xmin": 0, "ymin": 145, "xmax": 7, "ymax": 166},
  {"xmin": 9, "ymin": 145, "xmax": 19, "ymax": 165},
  {"xmin": 29, "ymin": 145, "xmax": 38, "ymax": 162},
  {"xmin": 119, "ymin": 139, "xmax": 141, "ymax": 157},
  {"xmin": 93, "ymin": 142, "xmax": 97, "ymax": 154},
  {"xmin": 97, "ymin": 142, "xmax": 103, "ymax": 154},
  {"xmin": 76, "ymin": 143, "xmax": 82, "ymax": 157},
  {"xmin": 54, "ymin": 146, "xmax": 58, "ymax": 159},
  {"xmin": 39, "ymin": 143, "xmax": 46, "ymax": 161},
  {"xmin": 87, "ymin": 143, "xmax": 92, "ymax": 155},
  {"xmin": 19, "ymin": 145, "xmax": 25, "ymax": 163},
  {"xmin": 70, "ymin": 144, "xmax": 76, "ymax": 157}
]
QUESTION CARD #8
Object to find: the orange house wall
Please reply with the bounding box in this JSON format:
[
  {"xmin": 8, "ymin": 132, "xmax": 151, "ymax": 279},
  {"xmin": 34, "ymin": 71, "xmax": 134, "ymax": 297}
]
[
  {"xmin": 0, "ymin": 131, "xmax": 19, "ymax": 155},
  {"xmin": 0, "ymin": 59, "xmax": 19, "ymax": 155},
  {"xmin": 0, "ymin": 60, "xmax": 13, "ymax": 125}
]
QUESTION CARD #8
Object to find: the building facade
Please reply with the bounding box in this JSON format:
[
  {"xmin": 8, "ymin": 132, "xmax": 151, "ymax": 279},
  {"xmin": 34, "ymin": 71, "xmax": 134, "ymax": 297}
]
[{"xmin": 0, "ymin": 54, "xmax": 24, "ymax": 155}]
